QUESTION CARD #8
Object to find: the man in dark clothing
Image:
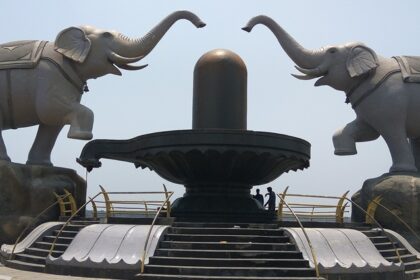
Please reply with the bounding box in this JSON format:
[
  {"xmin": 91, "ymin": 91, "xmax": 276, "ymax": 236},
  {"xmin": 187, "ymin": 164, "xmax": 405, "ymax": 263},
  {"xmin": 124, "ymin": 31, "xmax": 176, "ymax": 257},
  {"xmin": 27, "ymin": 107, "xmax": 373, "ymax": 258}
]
[
  {"xmin": 253, "ymin": 188, "xmax": 264, "ymax": 206},
  {"xmin": 264, "ymin": 187, "xmax": 276, "ymax": 212}
]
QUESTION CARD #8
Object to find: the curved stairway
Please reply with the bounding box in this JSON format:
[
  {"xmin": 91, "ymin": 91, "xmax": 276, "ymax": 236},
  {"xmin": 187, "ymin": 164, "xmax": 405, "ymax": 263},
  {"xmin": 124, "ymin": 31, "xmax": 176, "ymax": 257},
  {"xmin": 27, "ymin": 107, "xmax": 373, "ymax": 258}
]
[
  {"xmin": 4, "ymin": 219, "xmax": 99, "ymax": 273},
  {"xmin": 139, "ymin": 222, "xmax": 324, "ymax": 280},
  {"xmin": 362, "ymin": 228, "xmax": 420, "ymax": 280}
]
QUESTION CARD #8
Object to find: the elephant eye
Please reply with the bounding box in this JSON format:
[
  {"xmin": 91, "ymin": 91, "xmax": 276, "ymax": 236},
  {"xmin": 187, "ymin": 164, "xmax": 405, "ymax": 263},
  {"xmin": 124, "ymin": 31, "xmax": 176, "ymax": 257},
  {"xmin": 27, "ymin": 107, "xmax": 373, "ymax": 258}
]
[{"xmin": 329, "ymin": 48, "xmax": 337, "ymax": 54}]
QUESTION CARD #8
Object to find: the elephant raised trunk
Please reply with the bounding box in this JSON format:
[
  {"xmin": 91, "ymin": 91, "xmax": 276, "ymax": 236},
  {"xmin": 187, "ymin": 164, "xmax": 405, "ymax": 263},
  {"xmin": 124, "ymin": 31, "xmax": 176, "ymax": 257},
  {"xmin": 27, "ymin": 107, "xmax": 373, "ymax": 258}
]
[
  {"xmin": 242, "ymin": 15, "xmax": 324, "ymax": 71},
  {"xmin": 113, "ymin": 10, "xmax": 206, "ymax": 62}
]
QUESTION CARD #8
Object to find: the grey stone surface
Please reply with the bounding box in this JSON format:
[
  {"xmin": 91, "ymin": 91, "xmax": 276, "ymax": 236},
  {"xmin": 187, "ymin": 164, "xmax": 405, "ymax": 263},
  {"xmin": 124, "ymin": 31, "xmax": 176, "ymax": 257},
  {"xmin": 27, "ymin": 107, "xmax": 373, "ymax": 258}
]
[
  {"xmin": 0, "ymin": 161, "xmax": 86, "ymax": 245},
  {"xmin": 46, "ymin": 224, "xmax": 168, "ymax": 278},
  {"xmin": 284, "ymin": 227, "xmax": 403, "ymax": 275},
  {"xmin": 0, "ymin": 11, "xmax": 205, "ymax": 166},
  {"xmin": 352, "ymin": 172, "xmax": 420, "ymax": 250},
  {"xmin": 0, "ymin": 266, "xmax": 111, "ymax": 279},
  {"xmin": 243, "ymin": 15, "xmax": 420, "ymax": 173}
]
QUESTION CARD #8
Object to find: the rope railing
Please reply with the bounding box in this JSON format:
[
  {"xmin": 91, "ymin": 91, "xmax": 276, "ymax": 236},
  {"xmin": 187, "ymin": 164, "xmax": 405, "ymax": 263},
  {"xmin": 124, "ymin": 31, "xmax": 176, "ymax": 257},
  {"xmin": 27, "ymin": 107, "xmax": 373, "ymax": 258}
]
[
  {"xmin": 276, "ymin": 193, "xmax": 321, "ymax": 279},
  {"xmin": 140, "ymin": 191, "xmax": 174, "ymax": 274},
  {"xmin": 9, "ymin": 192, "xmax": 72, "ymax": 260},
  {"xmin": 277, "ymin": 187, "xmax": 349, "ymax": 223}
]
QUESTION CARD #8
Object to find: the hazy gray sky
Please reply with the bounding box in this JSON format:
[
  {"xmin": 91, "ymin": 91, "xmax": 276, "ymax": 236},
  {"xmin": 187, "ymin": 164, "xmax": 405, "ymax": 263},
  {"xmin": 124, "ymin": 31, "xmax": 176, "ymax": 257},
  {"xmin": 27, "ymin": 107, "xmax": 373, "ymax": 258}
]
[{"xmin": 2, "ymin": 0, "xmax": 419, "ymax": 201}]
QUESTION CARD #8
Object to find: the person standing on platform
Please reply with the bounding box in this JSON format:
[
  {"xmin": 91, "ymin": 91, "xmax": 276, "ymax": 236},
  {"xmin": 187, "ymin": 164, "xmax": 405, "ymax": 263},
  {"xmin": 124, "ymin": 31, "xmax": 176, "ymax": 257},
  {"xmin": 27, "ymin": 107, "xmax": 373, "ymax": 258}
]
[
  {"xmin": 265, "ymin": 187, "xmax": 276, "ymax": 212},
  {"xmin": 253, "ymin": 188, "xmax": 264, "ymax": 206}
]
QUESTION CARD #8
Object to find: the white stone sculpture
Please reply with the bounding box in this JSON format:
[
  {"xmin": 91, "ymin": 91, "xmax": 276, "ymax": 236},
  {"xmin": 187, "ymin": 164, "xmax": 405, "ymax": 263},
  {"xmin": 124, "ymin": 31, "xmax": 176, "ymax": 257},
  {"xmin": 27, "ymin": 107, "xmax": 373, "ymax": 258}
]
[
  {"xmin": 244, "ymin": 15, "xmax": 420, "ymax": 173},
  {"xmin": 0, "ymin": 11, "xmax": 205, "ymax": 166}
]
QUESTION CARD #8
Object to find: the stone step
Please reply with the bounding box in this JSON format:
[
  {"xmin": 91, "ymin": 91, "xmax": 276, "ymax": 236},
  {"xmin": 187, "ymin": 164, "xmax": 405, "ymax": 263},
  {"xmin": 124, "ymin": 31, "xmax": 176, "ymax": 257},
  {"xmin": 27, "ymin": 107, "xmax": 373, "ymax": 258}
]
[
  {"xmin": 360, "ymin": 230, "xmax": 382, "ymax": 237},
  {"xmin": 373, "ymin": 242, "xmax": 400, "ymax": 250},
  {"xmin": 52, "ymin": 229, "xmax": 79, "ymax": 238},
  {"xmin": 406, "ymin": 268, "xmax": 420, "ymax": 279},
  {"xmin": 165, "ymin": 234, "xmax": 289, "ymax": 243},
  {"xmin": 148, "ymin": 256, "xmax": 310, "ymax": 268},
  {"xmin": 138, "ymin": 274, "xmax": 324, "ymax": 280},
  {"xmin": 386, "ymin": 254, "xmax": 418, "ymax": 263},
  {"xmin": 5, "ymin": 259, "xmax": 45, "ymax": 273},
  {"xmin": 13, "ymin": 253, "xmax": 45, "ymax": 265},
  {"xmin": 143, "ymin": 265, "xmax": 316, "ymax": 277},
  {"xmin": 168, "ymin": 227, "xmax": 284, "ymax": 236},
  {"xmin": 155, "ymin": 249, "xmax": 303, "ymax": 259},
  {"xmin": 159, "ymin": 241, "xmax": 295, "ymax": 251},
  {"xmin": 378, "ymin": 248, "xmax": 409, "ymax": 258},
  {"xmin": 172, "ymin": 222, "xmax": 279, "ymax": 229},
  {"xmin": 32, "ymin": 241, "xmax": 68, "ymax": 251},
  {"xmin": 25, "ymin": 247, "xmax": 64, "ymax": 258},
  {"xmin": 405, "ymin": 260, "xmax": 420, "ymax": 271},
  {"xmin": 43, "ymin": 235, "xmax": 74, "ymax": 245},
  {"xmin": 368, "ymin": 236, "xmax": 391, "ymax": 243}
]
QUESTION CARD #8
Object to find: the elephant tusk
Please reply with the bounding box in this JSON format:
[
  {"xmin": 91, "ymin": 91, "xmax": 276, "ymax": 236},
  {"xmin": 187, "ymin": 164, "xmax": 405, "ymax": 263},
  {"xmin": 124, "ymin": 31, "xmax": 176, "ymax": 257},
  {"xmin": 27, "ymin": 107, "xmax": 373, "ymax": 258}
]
[
  {"xmin": 295, "ymin": 65, "xmax": 324, "ymax": 76},
  {"xmin": 116, "ymin": 63, "xmax": 148, "ymax": 71},
  {"xmin": 291, "ymin": 73, "xmax": 317, "ymax": 80},
  {"xmin": 109, "ymin": 52, "xmax": 144, "ymax": 65}
]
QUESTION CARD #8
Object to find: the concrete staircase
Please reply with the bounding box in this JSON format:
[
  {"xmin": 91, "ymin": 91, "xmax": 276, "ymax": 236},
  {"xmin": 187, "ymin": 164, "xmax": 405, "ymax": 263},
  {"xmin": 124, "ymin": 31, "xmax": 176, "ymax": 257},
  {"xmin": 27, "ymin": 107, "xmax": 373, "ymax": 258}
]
[
  {"xmin": 4, "ymin": 219, "xmax": 98, "ymax": 273},
  {"xmin": 139, "ymin": 222, "xmax": 323, "ymax": 280},
  {"xmin": 362, "ymin": 228, "xmax": 420, "ymax": 280}
]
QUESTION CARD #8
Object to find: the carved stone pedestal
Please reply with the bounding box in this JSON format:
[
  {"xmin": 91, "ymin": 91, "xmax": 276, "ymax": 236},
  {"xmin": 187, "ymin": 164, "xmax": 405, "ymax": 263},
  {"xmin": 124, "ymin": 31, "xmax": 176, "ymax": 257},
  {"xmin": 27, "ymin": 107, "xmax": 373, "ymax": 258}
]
[
  {"xmin": 0, "ymin": 161, "xmax": 86, "ymax": 245},
  {"xmin": 352, "ymin": 172, "xmax": 420, "ymax": 250}
]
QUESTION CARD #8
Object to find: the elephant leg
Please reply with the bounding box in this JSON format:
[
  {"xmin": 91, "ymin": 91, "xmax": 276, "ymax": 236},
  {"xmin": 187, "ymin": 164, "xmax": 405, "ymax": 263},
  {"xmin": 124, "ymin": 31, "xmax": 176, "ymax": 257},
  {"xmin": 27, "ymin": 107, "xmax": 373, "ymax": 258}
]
[
  {"xmin": 410, "ymin": 138, "xmax": 420, "ymax": 172},
  {"xmin": 333, "ymin": 119, "xmax": 380, "ymax": 155},
  {"xmin": 382, "ymin": 129, "xmax": 417, "ymax": 172},
  {"xmin": 0, "ymin": 131, "xmax": 11, "ymax": 162},
  {"xmin": 26, "ymin": 124, "xmax": 63, "ymax": 166},
  {"xmin": 67, "ymin": 104, "xmax": 93, "ymax": 140}
]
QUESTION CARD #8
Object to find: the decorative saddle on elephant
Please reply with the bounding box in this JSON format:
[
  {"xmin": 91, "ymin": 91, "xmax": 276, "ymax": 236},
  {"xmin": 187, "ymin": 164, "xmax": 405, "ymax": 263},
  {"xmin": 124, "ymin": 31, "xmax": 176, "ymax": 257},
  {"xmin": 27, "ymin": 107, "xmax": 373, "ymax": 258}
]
[
  {"xmin": 0, "ymin": 40, "xmax": 47, "ymax": 70},
  {"xmin": 394, "ymin": 56, "xmax": 420, "ymax": 83}
]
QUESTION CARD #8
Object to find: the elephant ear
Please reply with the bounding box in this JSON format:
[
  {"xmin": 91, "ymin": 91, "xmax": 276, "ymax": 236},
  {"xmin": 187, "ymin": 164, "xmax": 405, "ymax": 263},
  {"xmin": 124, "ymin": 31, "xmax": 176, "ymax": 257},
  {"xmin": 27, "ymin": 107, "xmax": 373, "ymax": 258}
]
[
  {"xmin": 346, "ymin": 45, "xmax": 378, "ymax": 78},
  {"xmin": 54, "ymin": 27, "xmax": 91, "ymax": 63}
]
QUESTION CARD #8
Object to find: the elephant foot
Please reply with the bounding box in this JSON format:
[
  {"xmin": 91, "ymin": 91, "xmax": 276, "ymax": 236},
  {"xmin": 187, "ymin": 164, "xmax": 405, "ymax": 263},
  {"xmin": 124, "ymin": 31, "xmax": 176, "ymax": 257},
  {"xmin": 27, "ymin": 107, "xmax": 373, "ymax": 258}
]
[
  {"xmin": 389, "ymin": 164, "xmax": 418, "ymax": 173},
  {"xmin": 334, "ymin": 148, "xmax": 357, "ymax": 156},
  {"xmin": 67, "ymin": 130, "xmax": 93, "ymax": 140}
]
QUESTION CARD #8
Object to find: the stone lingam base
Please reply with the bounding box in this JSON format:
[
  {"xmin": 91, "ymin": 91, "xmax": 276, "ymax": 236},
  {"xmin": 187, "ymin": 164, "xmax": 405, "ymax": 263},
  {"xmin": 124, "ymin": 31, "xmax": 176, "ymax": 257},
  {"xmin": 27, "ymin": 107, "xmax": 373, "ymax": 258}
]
[
  {"xmin": 352, "ymin": 172, "xmax": 420, "ymax": 250},
  {"xmin": 0, "ymin": 161, "xmax": 86, "ymax": 244}
]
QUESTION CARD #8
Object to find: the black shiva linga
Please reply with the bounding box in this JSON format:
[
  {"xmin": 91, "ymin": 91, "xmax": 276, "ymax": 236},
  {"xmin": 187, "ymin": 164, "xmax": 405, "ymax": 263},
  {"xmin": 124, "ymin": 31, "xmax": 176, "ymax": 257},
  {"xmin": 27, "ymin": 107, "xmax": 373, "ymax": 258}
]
[{"xmin": 77, "ymin": 49, "xmax": 310, "ymax": 218}]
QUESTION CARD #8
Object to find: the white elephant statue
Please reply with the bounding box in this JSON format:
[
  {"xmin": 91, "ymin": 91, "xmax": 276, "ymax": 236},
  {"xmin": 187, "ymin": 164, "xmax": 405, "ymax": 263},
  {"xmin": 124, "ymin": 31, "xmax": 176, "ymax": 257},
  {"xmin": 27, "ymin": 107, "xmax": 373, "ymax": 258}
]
[
  {"xmin": 243, "ymin": 15, "xmax": 420, "ymax": 173},
  {"xmin": 0, "ymin": 11, "xmax": 205, "ymax": 166}
]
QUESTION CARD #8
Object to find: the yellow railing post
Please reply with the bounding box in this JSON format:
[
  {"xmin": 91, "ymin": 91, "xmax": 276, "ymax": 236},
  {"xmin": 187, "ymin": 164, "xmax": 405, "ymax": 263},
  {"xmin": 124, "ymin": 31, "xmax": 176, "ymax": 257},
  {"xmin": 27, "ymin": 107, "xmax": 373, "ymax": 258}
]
[
  {"xmin": 163, "ymin": 184, "xmax": 171, "ymax": 217},
  {"xmin": 64, "ymin": 189, "xmax": 78, "ymax": 216},
  {"xmin": 99, "ymin": 185, "xmax": 112, "ymax": 220},
  {"xmin": 89, "ymin": 197, "xmax": 98, "ymax": 219},
  {"xmin": 336, "ymin": 191, "xmax": 349, "ymax": 223},
  {"xmin": 366, "ymin": 195, "xmax": 383, "ymax": 224},
  {"xmin": 277, "ymin": 186, "xmax": 289, "ymax": 218}
]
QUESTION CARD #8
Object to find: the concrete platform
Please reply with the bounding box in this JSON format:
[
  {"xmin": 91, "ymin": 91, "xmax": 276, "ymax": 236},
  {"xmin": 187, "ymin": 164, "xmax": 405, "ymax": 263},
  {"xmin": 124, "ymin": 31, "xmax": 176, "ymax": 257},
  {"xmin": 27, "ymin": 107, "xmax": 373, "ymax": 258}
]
[{"xmin": 0, "ymin": 265, "xmax": 112, "ymax": 279}]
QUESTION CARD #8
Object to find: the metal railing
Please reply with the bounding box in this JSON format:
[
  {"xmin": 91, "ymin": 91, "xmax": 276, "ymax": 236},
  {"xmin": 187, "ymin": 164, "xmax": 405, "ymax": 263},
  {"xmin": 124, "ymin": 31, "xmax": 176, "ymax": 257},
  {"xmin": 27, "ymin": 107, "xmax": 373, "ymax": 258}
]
[
  {"xmin": 367, "ymin": 195, "xmax": 420, "ymax": 243},
  {"xmin": 140, "ymin": 191, "xmax": 174, "ymax": 274},
  {"xmin": 53, "ymin": 189, "xmax": 77, "ymax": 217},
  {"xmin": 49, "ymin": 186, "xmax": 174, "ymax": 257},
  {"xmin": 276, "ymin": 187, "xmax": 403, "ymax": 266},
  {"xmin": 48, "ymin": 192, "xmax": 102, "ymax": 256},
  {"xmin": 277, "ymin": 186, "xmax": 350, "ymax": 223},
  {"xmin": 97, "ymin": 185, "xmax": 173, "ymax": 222},
  {"xmin": 276, "ymin": 193, "xmax": 321, "ymax": 279},
  {"xmin": 9, "ymin": 191, "xmax": 72, "ymax": 260}
]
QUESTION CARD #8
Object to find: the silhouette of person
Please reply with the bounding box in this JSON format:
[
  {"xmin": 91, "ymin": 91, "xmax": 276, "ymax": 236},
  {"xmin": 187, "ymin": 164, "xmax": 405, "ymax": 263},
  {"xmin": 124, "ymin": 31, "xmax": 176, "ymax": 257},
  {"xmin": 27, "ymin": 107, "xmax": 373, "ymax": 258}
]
[
  {"xmin": 253, "ymin": 188, "xmax": 264, "ymax": 206},
  {"xmin": 264, "ymin": 187, "xmax": 276, "ymax": 212}
]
